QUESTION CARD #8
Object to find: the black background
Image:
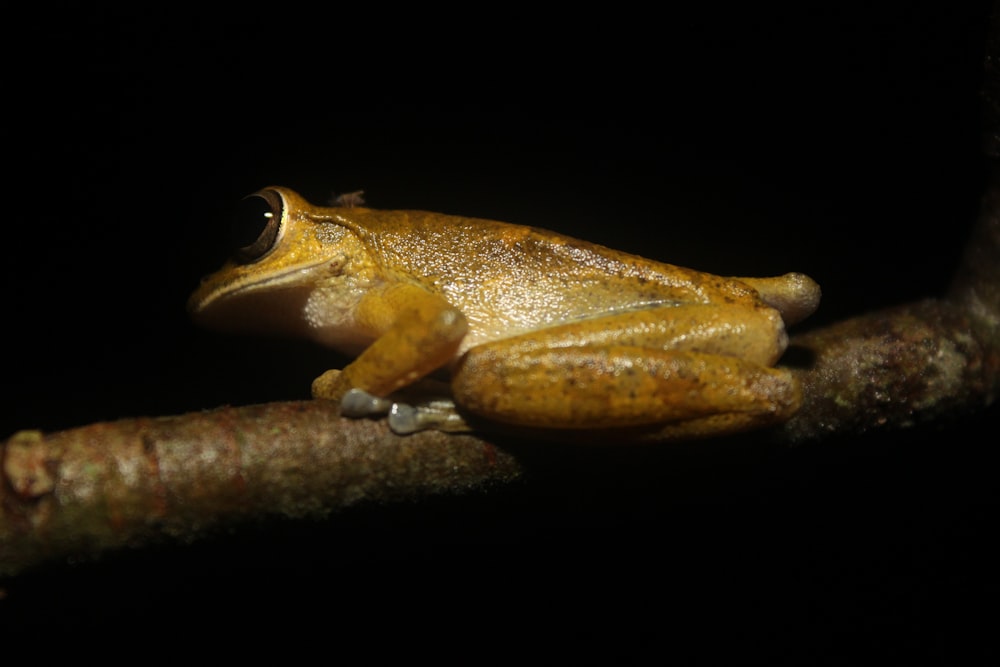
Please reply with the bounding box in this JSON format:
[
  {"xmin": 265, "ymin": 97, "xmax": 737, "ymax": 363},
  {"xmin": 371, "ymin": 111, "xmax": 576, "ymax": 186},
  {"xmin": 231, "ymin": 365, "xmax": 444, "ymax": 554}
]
[{"xmin": 3, "ymin": 4, "xmax": 998, "ymax": 662}]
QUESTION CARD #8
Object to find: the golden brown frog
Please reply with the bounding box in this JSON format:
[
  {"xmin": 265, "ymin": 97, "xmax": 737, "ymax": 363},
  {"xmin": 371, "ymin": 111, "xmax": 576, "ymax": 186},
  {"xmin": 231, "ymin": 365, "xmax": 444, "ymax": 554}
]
[{"xmin": 189, "ymin": 187, "xmax": 820, "ymax": 442}]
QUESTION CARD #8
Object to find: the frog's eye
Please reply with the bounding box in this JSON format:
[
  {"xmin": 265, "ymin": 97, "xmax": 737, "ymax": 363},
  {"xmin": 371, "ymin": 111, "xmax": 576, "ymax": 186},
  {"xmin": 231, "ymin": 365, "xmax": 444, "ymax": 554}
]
[{"xmin": 233, "ymin": 189, "xmax": 284, "ymax": 263}]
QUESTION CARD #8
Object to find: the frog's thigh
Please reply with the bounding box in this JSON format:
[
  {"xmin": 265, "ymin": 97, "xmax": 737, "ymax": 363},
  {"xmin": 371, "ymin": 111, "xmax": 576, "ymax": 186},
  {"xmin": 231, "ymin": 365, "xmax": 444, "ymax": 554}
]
[
  {"xmin": 451, "ymin": 343, "xmax": 800, "ymax": 431},
  {"xmin": 483, "ymin": 303, "xmax": 789, "ymax": 366}
]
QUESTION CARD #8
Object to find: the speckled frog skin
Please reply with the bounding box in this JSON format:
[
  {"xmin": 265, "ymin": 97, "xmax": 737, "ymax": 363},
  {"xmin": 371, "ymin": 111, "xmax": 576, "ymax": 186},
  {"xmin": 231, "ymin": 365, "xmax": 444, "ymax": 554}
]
[{"xmin": 189, "ymin": 187, "xmax": 820, "ymax": 442}]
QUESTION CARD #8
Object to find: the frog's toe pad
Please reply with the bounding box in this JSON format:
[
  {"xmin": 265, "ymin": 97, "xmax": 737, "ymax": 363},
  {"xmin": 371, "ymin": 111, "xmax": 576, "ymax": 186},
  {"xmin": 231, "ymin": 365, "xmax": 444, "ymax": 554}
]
[
  {"xmin": 388, "ymin": 403, "xmax": 421, "ymax": 434},
  {"xmin": 340, "ymin": 388, "xmax": 393, "ymax": 418},
  {"xmin": 388, "ymin": 399, "xmax": 473, "ymax": 434}
]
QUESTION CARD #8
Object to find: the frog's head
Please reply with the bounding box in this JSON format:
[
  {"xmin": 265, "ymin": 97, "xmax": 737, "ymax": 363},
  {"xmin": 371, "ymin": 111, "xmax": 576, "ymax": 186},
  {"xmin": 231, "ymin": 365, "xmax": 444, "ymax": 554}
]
[{"xmin": 188, "ymin": 186, "xmax": 372, "ymax": 337}]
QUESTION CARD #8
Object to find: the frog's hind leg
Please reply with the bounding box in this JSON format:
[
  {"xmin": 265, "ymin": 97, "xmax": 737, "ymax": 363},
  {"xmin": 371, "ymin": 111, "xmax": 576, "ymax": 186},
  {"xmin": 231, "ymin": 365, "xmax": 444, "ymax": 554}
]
[
  {"xmin": 451, "ymin": 344, "xmax": 800, "ymax": 438},
  {"xmin": 448, "ymin": 303, "xmax": 802, "ymax": 440},
  {"xmin": 343, "ymin": 302, "xmax": 802, "ymax": 439}
]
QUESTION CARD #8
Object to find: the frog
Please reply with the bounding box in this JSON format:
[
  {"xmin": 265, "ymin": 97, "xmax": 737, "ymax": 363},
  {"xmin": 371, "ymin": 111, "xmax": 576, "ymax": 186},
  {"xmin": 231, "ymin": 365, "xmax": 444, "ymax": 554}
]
[{"xmin": 188, "ymin": 187, "xmax": 820, "ymax": 442}]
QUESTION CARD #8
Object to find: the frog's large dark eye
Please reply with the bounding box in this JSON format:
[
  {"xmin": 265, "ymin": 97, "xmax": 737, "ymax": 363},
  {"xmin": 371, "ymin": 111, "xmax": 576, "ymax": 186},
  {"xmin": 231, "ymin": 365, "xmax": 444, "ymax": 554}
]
[{"xmin": 233, "ymin": 189, "xmax": 284, "ymax": 263}]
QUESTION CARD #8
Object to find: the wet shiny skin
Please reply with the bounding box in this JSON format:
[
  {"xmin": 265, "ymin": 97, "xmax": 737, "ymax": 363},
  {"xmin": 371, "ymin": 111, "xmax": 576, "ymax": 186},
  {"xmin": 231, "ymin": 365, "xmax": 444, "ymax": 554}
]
[{"xmin": 189, "ymin": 187, "xmax": 820, "ymax": 441}]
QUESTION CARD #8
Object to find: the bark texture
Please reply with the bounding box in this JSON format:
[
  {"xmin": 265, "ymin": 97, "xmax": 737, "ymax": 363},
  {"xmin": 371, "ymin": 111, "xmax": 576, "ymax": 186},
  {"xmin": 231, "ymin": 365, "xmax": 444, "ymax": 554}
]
[{"xmin": 1, "ymin": 403, "xmax": 520, "ymax": 576}]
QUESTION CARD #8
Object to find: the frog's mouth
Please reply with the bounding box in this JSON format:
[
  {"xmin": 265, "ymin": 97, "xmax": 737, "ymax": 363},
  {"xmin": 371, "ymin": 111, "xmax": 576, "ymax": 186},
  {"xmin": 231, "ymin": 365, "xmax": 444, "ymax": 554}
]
[
  {"xmin": 188, "ymin": 283, "xmax": 314, "ymax": 336},
  {"xmin": 187, "ymin": 263, "xmax": 328, "ymax": 337}
]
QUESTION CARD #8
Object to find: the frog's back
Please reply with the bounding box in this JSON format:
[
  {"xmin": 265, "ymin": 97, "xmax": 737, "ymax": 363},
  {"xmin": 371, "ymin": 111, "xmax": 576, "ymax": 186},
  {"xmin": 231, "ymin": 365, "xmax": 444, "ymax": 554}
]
[{"xmin": 333, "ymin": 208, "xmax": 760, "ymax": 345}]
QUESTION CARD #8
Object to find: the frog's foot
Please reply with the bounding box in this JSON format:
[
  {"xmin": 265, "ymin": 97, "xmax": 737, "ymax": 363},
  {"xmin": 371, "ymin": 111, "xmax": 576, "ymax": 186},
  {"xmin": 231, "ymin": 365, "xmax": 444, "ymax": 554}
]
[
  {"xmin": 340, "ymin": 388, "xmax": 394, "ymax": 418},
  {"xmin": 388, "ymin": 399, "xmax": 473, "ymax": 434},
  {"xmin": 339, "ymin": 388, "xmax": 472, "ymax": 435}
]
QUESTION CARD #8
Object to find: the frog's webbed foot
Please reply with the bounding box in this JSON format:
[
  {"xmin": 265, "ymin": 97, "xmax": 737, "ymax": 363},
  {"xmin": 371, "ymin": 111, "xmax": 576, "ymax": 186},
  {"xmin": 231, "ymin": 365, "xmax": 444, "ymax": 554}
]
[{"xmin": 339, "ymin": 388, "xmax": 473, "ymax": 435}]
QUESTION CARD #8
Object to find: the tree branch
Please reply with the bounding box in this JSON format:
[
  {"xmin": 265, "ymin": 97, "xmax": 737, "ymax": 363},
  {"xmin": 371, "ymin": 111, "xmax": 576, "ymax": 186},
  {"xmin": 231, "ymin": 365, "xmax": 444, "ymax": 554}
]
[
  {"xmin": 4, "ymin": 176, "xmax": 997, "ymax": 577},
  {"xmin": 1, "ymin": 403, "xmax": 521, "ymax": 577},
  {"xmin": 4, "ymin": 10, "xmax": 1000, "ymax": 581}
]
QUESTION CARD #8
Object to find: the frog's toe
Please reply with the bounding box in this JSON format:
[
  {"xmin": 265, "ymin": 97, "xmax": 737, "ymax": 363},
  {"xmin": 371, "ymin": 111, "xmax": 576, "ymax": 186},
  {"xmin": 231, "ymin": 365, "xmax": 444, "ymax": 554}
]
[
  {"xmin": 388, "ymin": 403, "xmax": 421, "ymax": 434},
  {"xmin": 340, "ymin": 388, "xmax": 394, "ymax": 418},
  {"xmin": 388, "ymin": 399, "xmax": 474, "ymax": 435},
  {"xmin": 342, "ymin": 390, "xmax": 473, "ymax": 434}
]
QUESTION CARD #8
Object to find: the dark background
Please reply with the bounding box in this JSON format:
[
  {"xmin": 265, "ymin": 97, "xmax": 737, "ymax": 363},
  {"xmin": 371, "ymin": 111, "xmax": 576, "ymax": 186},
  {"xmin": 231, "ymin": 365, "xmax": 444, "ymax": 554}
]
[{"xmin": 3, "ymin": 4, "xmax": 998, "ymax": 661}]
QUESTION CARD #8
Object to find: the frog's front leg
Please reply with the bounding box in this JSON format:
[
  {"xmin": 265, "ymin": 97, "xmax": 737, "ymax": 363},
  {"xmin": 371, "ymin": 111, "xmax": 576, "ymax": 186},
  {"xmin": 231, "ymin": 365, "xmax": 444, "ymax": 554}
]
[
  {"xmin": 311, "ymin": 282, "xmax": 467, "ymax": 412},
  {"xmin": 450, "ymin": 303, "xmax": 801, "ymax": 440}
]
